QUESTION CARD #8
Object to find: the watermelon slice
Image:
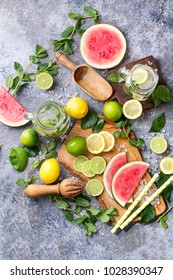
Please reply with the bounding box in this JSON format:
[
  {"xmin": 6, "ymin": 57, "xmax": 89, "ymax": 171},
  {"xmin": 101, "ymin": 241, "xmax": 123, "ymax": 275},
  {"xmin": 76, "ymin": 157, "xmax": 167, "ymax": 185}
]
[
  {"xmin": 103, "ymin": 152, "xmax": 127, "ymax": 198},
  {"xmin": 112, "ymin": 161, "xmax": 149, "ymax": 207},
  {"xmin": 0, "ymin": 85, "xmax": 29, "ymax": 127},
  {"xmin": 80, "ymin": 23, "xmax": 126, "ymax": 69}
]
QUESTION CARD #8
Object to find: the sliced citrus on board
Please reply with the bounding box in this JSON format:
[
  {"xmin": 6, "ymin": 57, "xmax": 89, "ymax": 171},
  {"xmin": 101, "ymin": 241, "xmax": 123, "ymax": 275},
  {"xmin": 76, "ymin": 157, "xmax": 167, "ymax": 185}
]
[
  {"xmin": 132, "ymin": 68, "xmax": 148, "ymax": 85},
  {"xmin": 73, "ymin": 155, "xmax": 89, "ymax": 172},
  {"xmin": 150, "ymin": 136, "xmax": 167, "ymax": 154},
  {"xmin": 160, "ymin": 157, "xmax": 173, "ymax": 175},
  {"xmin": 86, "ymin": 179, "xmax": 104, "ymax": 196},
  {"xmin": 82, "ymin": 160, "xmax": 95, "ymax": 178},
  {"xmin": 86, "ymin": 133, "xmax": 105, "ymax": 154},
  {"xmin": 90, "ymin": 156, "xmax": 107, "ymax": 175},
  {"xmin": 36, "ymin": 73, "xmax": 53, "ymax": 90},
  {"xmin": 122, "ymin": 99, "xmax": 143, "ymax": 119},
  {"xmin": 99, "ymin": 131, "xmax": 115, "ymax": 152}
]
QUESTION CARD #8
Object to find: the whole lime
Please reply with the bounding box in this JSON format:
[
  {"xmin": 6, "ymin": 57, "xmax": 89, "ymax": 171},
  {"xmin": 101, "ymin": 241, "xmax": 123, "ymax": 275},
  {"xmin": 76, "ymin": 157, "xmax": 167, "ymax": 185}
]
[
  {"xmin": 66, "ymin": 136, "xmax": 86, "ymax": 156},
  {"xmin": 20, "ymin": 128, "xmax": 39, "ymax": 147},
  {"xmin": 103, "ymin": 101, "xmax": 122, "ymax": 122}
]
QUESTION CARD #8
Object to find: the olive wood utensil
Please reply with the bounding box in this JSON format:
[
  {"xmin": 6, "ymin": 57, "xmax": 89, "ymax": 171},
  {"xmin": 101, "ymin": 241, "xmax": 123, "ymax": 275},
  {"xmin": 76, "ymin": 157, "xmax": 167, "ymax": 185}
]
[
  {"xmin": 24, "ymin": 178, "xmax": 84, "ymax": 198},
  {"xmin": 55, "ymin": 52, "xmax": 113, "ymax": 101}
]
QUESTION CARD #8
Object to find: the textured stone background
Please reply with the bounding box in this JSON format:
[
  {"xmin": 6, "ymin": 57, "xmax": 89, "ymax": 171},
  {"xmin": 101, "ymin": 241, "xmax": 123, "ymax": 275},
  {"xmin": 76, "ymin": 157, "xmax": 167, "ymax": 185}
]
[{"xmin": 0, "ymin": 0, "xmax": 173, "ymax": 260}]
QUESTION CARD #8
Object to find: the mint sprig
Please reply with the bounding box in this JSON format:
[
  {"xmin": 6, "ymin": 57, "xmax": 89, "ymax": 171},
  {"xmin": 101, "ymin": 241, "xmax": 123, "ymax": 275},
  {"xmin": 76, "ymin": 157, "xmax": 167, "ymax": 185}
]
[{"xmin": 52, "ymin": 6, "xmax": 100, "ymax": 55}]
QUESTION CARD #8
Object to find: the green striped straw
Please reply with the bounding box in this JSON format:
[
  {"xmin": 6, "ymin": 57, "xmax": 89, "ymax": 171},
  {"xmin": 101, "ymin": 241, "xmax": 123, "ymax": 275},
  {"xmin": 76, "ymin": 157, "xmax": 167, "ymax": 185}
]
[
  {"xmin": 111, "ymin": 173, "xmax": 159, "ymax": 234},
  {"xmin": 120, "ymin": 175, "xmax": 173, "ymax": 230}
]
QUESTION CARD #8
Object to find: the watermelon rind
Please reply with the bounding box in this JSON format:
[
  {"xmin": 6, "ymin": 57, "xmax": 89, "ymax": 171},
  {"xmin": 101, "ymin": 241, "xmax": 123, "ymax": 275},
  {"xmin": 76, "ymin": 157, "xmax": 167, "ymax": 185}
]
[
  {"xmin": 0, "ymin": 85, "xmax": 29, "ymax": 127},
  {"xmin": 80, "ymin": 23, "xmax": 127, "ymax": 69},
  {"xmin": 112, "ymin": 161, "xmax": 149, "ymax": 207},
  {"xmin": 103, "ymin": 152, "xmax": 127, "ymax": 198}
]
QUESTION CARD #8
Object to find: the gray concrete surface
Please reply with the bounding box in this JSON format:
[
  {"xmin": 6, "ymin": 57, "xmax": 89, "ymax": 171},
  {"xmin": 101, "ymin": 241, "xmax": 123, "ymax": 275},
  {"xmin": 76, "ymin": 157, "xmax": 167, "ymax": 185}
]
[{"xmin": 0, "ymin": 0, "xmax": 173, "ymax": 260}]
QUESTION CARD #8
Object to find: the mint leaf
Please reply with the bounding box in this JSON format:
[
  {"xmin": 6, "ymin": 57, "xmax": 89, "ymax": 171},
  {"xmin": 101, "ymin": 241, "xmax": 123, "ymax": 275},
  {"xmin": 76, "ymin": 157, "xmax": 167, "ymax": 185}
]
[
  {"xmin": 14, "ymin": 62, "xmax": 24, "ymax": 79},
  {"xmin": 55, "ymin": 198, "xmax": 70, "ymax": 210},
  {"xmin": 35, "ymin": 44, "xmax": 48, "ymax": 58},
  {"xmin": 152, "ymin": 85, "xmax": 171, "ymax": 106},
  {"xmin": 157, "ymin": 172, "xmax": 173, "ymax": 201},
  {"xmin": 63, "ymin": 210, "xmax": 74, "ymax": 221},
  {"xmin": 16, "ymin": 179, "xmax": 28, "ymax": 187},
  {"xmin": 75, "ymin": 215, "xmax": 88, "ymax": 225},
  {"xmin": 27, "ymin": 175, "xmax": 38, "ymax": 184},
  {"xmin": 92, "ymin": 118, "xmax": 105, "ymax": 133},
  {"xmin": 149, "ymin": 112, "xmax": 166, "ymax": 132},
  {"xmin": 88, "ymin": 207, "xmax": 100, "ymax": 215},
  {"xmin": 160, "ymin": 215, "xmax": 169, "ymax": 229},
  {"xmin": 107, "ymin": 72, "xmax": 125, "ymax": 83},
  {"xmin": 75, "ymin": 197, "xmax": 90, "ymax": 207},
  {"xmin": 140, "ymin": 204, "xmax": 156, "ymax": 223},
  {"xmin": 84, "ymin": 6, "xmax": 97, "ymax": 16},
  {"xmin": 68, "ymin": 12, "xmax": 83, "ymax": 20},
  {"xmin": 6, "ymin": 75, "xmax": 14, "ymax": 89},
  {"xmin": 81, "ymin": 110, "xmax": 98, "ymax": 129},
  {"xmin": 61, "ymin": 26, "xmax": 74, "ymax": 38},
  {"xmin": 29, "ymin": 55, "xmax": 40, "ymax": 64}
]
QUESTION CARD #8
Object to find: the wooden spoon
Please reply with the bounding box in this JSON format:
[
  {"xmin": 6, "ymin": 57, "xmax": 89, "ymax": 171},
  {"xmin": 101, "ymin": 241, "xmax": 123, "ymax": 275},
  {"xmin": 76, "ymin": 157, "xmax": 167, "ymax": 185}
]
[
  {"xmin": 24, "ymin": 178, "xmax": 84, "ymax": 198},
  {"xmin": 55, "ymin": 52, "xmax": 113, "ymax": 101}
]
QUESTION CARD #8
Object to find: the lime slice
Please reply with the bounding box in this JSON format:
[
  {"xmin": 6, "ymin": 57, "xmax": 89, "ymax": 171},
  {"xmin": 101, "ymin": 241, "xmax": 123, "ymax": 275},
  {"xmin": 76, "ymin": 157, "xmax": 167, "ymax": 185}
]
[
  {"xmin": 86, "ymin": 179, "xmax": 104, "ymax": 196},
  {"xmin": 82, "ymin": 160, "xmax": 95, "ymax": 178},
  {"xmin": 90, "ymin": 156, "xmax": 106, "ymax": 174},
  {"xmin": 99, "ymin": 131, "xmax": 115, "ymax": 152},
  {"xmin": 132, "ymin": 68, "xmax": 148, "ymax": 85},
  {"xmin": 160, "ymin": 157, "xmax": 173, "ymax": 175},
  {"xmin": 36, "ymin": 73, "xmax": 53, "ymax": 90},
  {"xmin": 123, "ymin": 99, "xmax": 143, "ymax": 120},
  {"xmin": 150, "ymin": 136, "xmax": 167, "ymax": 154},
  {"xmin": 73, "ymin": 155, "xmax": 89, "ymax": 172}
]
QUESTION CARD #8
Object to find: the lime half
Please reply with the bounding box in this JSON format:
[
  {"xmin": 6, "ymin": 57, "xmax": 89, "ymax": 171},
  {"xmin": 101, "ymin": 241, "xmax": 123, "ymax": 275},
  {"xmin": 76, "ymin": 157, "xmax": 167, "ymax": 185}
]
[
  {"xmin": 73, "ymin": 155, "xmax": 89, "ymax": 172},
  {"xmin": 150, "ymin": 136, "xmax": 167, "ymax": 154},
  {"xmin": 132, "ymin": 68, "xmax": 148, "ymax": 85},
  {"xmin": 160, "ymin": 157, "xmax": 173, "ymax": 175},
  {"xmin": 36, "ymin": 73, "xmax": 53, "ymax": 90},
  {"xmin": 82, "ymin": 160, "xmax": 95, "ymax": 178},
  {"xmin": 86, "ymin": 179, "xmax": 104, "ymax": 196},
  {"xmin": 90, "ymin": 156, "xmax": 106, "ymax": 174}
]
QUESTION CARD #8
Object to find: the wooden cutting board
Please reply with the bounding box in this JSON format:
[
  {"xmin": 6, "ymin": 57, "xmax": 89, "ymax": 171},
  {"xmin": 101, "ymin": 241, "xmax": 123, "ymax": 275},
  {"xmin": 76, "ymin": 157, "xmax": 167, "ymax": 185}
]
[
  {"xmin": 58, "ymin": 120, "xmax": 166, "ymax": 225},
  {"xmin": 105, "ymin": 55, "xmax": 166, "ymax": 111}
]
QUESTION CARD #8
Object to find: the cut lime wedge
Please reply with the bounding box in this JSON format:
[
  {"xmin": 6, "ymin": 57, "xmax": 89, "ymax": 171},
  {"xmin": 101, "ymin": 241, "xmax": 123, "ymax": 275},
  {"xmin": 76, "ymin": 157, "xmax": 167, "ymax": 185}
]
[
  {"xmin": 150, "ymin": 136, "xmax": 167, "ymax": 154},
  {"xmin": 82, "ymin": 160, "xmax": 95, "ymax": 178},
  {"xmin": 90, "ymin": 156, "xmax": 106, "ymax": 174},
  {"xmin": 86, "ymin": 179, "xmax": 104, "ymax": 196},
  {"xmin": 73, "ymin": 155, "xmax": 89, "ymax": 172}
]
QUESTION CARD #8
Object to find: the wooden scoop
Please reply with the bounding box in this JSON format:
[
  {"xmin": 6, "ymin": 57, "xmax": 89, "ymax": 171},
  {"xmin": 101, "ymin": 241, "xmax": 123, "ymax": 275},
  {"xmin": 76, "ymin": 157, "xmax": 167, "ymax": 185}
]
[
  {"xmin": 55, "ymin": 52, "xmax": 113, "ymax": 101},
  {"xmin": 24, "ymin": 178, "xmax": 84, "ymax": 198}
]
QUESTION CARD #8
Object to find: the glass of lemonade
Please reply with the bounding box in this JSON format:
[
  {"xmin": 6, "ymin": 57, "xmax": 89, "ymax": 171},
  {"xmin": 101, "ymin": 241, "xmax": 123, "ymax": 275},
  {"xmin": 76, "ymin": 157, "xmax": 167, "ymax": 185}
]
[
  {"xmin": 25, "ymin": 101, "xmax": 70, "ymax": 138},
  {"xmin": 120, "ymin": 64, "xmax": 159, "ymax": 101}
]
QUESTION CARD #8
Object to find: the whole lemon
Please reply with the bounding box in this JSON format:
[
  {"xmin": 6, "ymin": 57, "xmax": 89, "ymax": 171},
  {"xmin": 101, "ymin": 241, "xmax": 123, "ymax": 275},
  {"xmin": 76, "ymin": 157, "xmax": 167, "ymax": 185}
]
[
  {"xmin": 67, "ymin": 97, "xmax": 88, "ymax": 119},
  {"xmin": 39, "ymin": 158, "xmax": 60, "ymax": 184}
]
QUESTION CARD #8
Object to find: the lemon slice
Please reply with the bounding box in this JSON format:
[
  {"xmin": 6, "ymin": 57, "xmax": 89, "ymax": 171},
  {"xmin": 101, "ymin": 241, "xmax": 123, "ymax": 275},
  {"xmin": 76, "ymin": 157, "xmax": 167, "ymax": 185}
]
[
  {"xmin": 36, "ymin": 73, "xmax": 53, "ymax": 90},
  {"xmin": 82, "ymin": 160, "xmax": 95, "ymax": 178},
  {"xmin": 132, "ymin": 68, "xmax": 148, "ymax": 85},
  {"xmin": 99, "ymin": 131, "xmax": 115, "ymax": 152},
  {"xmin": 122, "ymin": 99, "xmax": 143, "ymax": 120},
  {"xmin": 86, "ymin": 133, "xmax": 105, "ymax": 154},
  {"xmin": 86, "ymin": 179, "xmax": 104, "ymax": 196},
  {"xmin": 160, "ymin": 157, "xmax": 173, "ymax": 175},
  {"xmin": 73, "ymin": 155, "xmax": 89, "ymax": 172},
  {"xmin": 150, "ymin": 136, "xmax": 167, "ymax": 154},
  {"xmin": 90, "ymin": 156, "xmax": 107, "ymax": 174}
]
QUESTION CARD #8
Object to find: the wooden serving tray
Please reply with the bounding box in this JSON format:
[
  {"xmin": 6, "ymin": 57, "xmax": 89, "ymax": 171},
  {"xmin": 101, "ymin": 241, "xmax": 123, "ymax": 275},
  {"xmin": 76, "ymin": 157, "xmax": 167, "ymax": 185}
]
[
  {"xmin": 105, "ymin": 55, "xmax": 166, "ymax": 111},
  {"xmin": 58, "ymin": 120, "xmax": 166, "ymax": 224}
]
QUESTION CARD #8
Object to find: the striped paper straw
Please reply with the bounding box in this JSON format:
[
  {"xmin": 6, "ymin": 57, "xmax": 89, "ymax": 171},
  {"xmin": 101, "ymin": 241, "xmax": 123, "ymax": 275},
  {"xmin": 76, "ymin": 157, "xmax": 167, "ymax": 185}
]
[
  {"xmin": 111, "ymin": 173, "xmax": 159, "ymax": 233},
  {"xmin": 120, "ymin": 175, "xmax": 173, "ymax": 230}
]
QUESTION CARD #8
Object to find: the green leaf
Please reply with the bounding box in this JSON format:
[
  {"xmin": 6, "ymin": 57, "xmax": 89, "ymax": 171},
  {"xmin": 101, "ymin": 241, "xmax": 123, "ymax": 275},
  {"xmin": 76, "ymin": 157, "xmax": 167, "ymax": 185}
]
[
  {"xmin": 88, "ymin": 207, "xmax": 101, "ymax": 216},
  {"xmin": 107, "ymin": 72, "xmax": 125, "ymax": 83},
  {"xmin": 116, "ymin": 118, "xmax": 129, "ymax": 128},
  {"xmin": 16, "ymin": 179, "xmax": 28, "ymax": 187},
  {"xmin": 29, "ymin": 55, "xmax": 40, "ymax": 64},
  {"xmin": 75, "ymin": 19, "xmax": 85, "ymax": 36},
  {"xmin": 75, "ymin": 205, "xmax": 83, "ymax": 213},
  {"xmin": 81, "ymin": 110, "xmax": 99, "ymax": 129},
  {"xmin": 140, "ymin": 204, "xmax": 156, "ymax": 223},
  {"xmin": 11, "ymin": 76, "xmax": 20, "ymax": 89},
  {"xmin": 97, "ymin": 212, "xmax": 110, "ymax": 222},
  {"xmin": 41, "ymin": 143, "xmax": 47, "ymax": 155},
  {"xmin": 78, "ymin": 193, "xmax": 91, "ymax": 203},
  {"xmin": 113, "ymin": 131, "xmax": 127, "ymax": 138},
  {"xmin": 37, "ymin": 60, "xmax": 58, "ymax": 76},
  {"xmin": 62, "ymin": 41, "xmax": 73, "ymax": 55},
  {"xmin": 23, "ymin": 146, "xmax": 39, "ymax": 157},
  {"xmin": 157, "ymin": 172, "xmax": 173, "ymax": 201},
  {"xmin": 9, "ymin": 147, "xmax": 28, "ymax": 172},
  {"xmin": 75, "ymin": 215, "xmax": 88, "ymax": 225},
  {"xmin": 68, "ymin": 12, "xmax": 83, "ymax": 20},
  {"xmin": 87, "ymin": 211, "xmax": 97, "ymax": 224},
  {"xmin": 27, "ymin": 175, "xmax": 38, "ymax": 184},
  {"xmin": 84, "ymin": 6, "xmax": 97, "ymax": 16},
  {"xmin": 45, "ymin": 151, "xmax": 57, "ymax": 159},
  {"xmin": 129, "ymin": 137, "xmax": 145, "ymax": 148},
  {"xmin": 55, "ymin": 198, "xmax": 70, "ymax": 210},
  {"xmin": 92, "ymin": 118, "xmax": 105, "ymax": 133},
  {"xmin": 62, "ymin": 26, "xmax": 74, "ymax": 38},
  {"xmin": 159, "ymin": 215, "xmax": 169, "ymax": 229},
  {"xmin": 6, "ymin": 75, "xmax": 14, "ymax": 89},
  {"xmin": 85, "ymin": 222, "xmax": 97, "ymax": 233},
  {"xmin": 35, "ymin": 44, "xmax": 48, "ymax": 58},
  {"xmin": 14, "ymin": 62, "xmax": 23, "ymax": 79},
  {"xmin": 31, "ymin": 158, "xmax": 42, "ymax": 168},
  {"xmin": 48, "ymin": 140, "xmax": 56, "ymax": 151},
  {"xmin": 105, "ymin": 206, "xmax": 118, "ymax": 215},
  {"xmin": 63, "ymin": 210, "xmax": 74, "ymax": 221},
  {"xmin": 75, "ymin": 196, "xmax": 90, "ymax": 207},
  {"xmin": 94, "ymin": 15, "xmax": 100, "ymax": 24},
  {"xmin": 152, "ymin": 85, "xmax": 171, "ymax": 106},
  {"xmin": 149, "ymin": 112, "xmax": 166, "ymax": 132}
]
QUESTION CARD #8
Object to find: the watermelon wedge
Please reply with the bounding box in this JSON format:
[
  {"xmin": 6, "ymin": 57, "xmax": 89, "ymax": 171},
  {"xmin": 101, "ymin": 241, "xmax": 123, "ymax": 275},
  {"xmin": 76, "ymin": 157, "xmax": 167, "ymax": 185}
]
[
  {"xmin": 112, "ymin": 161, "xmax": 149, "ymax": 207},
  {"xmin": 0, "ymin": 85, "xmax": 29, "ymax": 127},
  {"xmin": 103, "ymin": 152, "xmax": 127, "ymax": 198}
]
